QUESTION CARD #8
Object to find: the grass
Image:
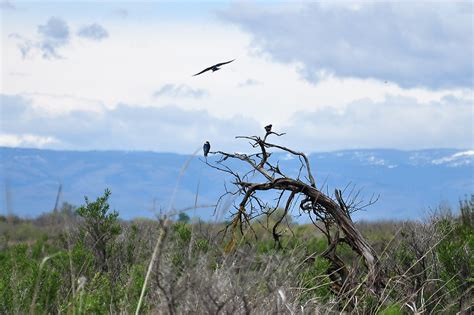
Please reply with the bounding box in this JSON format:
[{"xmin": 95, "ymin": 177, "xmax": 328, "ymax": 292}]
[{"xmin": 0, "ymin": 194, "xmax": 472, "ymax": 314}]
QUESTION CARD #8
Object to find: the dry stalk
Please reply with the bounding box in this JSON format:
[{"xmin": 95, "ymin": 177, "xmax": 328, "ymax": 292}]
[{"xmin": 135, "ymin": 148, "xmax": 199, "ymax": 314}]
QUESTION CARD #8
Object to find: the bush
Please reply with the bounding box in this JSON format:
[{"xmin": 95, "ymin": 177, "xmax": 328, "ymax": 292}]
[
  {"xmin": 76, "ymin": 189, "xmax": 121, "ymax": 272},
  {"xmin": 1, "ymin": 192, "xmax": 472, "ymax": 314},
  {"xmin": 436, "ymin": 195, "xmax": 473, "ymax": 312}
]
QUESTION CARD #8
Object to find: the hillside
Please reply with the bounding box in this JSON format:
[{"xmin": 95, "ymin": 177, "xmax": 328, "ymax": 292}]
[{"xmin": 1, "ymin": 147, "xmax": 472, "ymax": 220}]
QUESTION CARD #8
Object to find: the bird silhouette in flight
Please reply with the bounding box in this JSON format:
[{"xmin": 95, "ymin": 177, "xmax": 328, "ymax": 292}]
[
  {"xmin": 203, "ymin": 141, "xmax": 211, "ymax": 158},
  {"xmin": 193, "ymin": 59, "xmax": 235, "ymax": 76}
]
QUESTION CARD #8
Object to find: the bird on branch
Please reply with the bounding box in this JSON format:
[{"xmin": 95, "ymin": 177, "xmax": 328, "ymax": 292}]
[
  {"xmin": 264, "ymin": 124, "xmax": 272, "ymax": 133},
  {"xmin": 203, "ymin": 141, "xmax": 211, "ymax": 158},
  {"xmin": 193, "ymin": 59, "xmax": 235, "ymax": 76}
]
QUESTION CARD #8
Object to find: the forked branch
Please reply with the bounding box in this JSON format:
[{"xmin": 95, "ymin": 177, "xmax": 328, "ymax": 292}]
[{"xmin": 207, "ymin": 128, "xmax": 384, "ymax": 298}]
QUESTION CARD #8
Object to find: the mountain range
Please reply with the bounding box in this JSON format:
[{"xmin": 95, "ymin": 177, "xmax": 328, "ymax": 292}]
[{"xmin": 1, "ymin": 147, "xmax": 472, "ymax": 221}]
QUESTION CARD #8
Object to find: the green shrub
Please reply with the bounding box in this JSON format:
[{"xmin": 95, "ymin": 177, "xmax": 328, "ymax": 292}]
[
  {"xmin": 195, "ymin": 239, "xmax": 209, "ymax": 252},
  {"xmin": 76, "ymin": 189, "xmax": 121, "ymax": 272},
  {"xmin": 379, "ymin": 304, "xmax": 403, "ymax": 315},
  {"xmin": 298, "ymin": 256, "xmax": 332, "ymax": 302},
  {"xmin": 436, "ymin": 195, "xmax": 473, "ymax": 310},
  {"xmin": 173, "ymin": 222, "xmax": 191, "ymax": 243}
]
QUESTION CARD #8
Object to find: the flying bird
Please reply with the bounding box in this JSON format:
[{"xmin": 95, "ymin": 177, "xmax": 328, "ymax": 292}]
[
  {"xmin": 265, "ymin": 124, "xmax": 272, "ymax": 133},
  {"xmin": 193, "ymin": 59, "xmax": 235, "ymax": 76},
  {"xmin": 203, "ymin": 141, "xmax": 211, "ymax": 157}
]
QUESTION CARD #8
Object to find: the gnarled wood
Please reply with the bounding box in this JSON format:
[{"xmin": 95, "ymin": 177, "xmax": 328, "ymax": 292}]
[{"xmin": 207, "ymin": 129, "xmax": 384, "ymax": 296}]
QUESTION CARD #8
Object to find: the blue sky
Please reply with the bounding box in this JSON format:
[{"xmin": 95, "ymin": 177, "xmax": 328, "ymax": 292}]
[{"xmin": 1, "ymin": 0, "xmax": 473, "ymax": 153}]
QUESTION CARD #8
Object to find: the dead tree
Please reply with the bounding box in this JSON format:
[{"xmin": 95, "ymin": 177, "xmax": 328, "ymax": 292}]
[{"xmin": 206, "ymin": 129, "xmax": 384, "ymax": 298}]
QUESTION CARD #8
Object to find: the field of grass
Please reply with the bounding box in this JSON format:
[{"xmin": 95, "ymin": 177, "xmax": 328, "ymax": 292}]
[{"xmin": 0, "ymin": 192, "xmax": 472, "ymax": 314}]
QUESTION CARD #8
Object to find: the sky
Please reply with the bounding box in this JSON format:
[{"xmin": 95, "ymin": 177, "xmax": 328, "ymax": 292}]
[{"xmin": 1, "ymin": 0, "xmax": 473, "ymax": 154}]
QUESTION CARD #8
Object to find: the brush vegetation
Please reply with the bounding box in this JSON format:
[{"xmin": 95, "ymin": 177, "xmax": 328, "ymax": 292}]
[{"xmin": 0, "ymin": 191, "xmax": 472, "ymax": 314}]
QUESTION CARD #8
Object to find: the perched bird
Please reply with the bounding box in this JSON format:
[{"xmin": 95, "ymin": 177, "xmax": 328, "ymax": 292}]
[
  {"xmin": 264, "ymin": 124, "xmax": 272, "ymax": 133},
  {"xmin": 193, "ymin": 59, "xmax": 235, "ymax": 76},
  {"xmin": 203, "ymin": 141, "xmax": 211, "ymax": 157}
]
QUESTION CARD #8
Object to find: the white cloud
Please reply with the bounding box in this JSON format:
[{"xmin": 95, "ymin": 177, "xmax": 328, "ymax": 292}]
[
  {"xmin": 153, "ymin": 84, "xmax": 208, "ymax": 99},
  {"xmin": 4, "ymin": 20, "xmax": 467, "ymax": 127},
  {"xmin": 283, "ymin": 95, "xmax": 473, "ymax": 152},
  {"xmin": 0, "ymin": 134, "xmax": 59, "ymax": 147},
  {"xmin": 2, "ymin": 3, "xmax": 472, "ymax": 153},
  {"xmin": 36, "ymin": 16, "xmax": 70, "ymax": 59},
  {"xmin": 8, "ymin": 16, "xmax": 110, "ymax": 60},
  {"xmin": 77, "ymin": 23, "xmax": 109, "ymax": 41},
  {"xmin": 220, "ymin": 2, "xmax": 474, "ymax": 89},
  {"xmin": 38, "ymin": 16, "xmax": 69, "ymax": 42},
  {"xmin": 27, "ymin": 93, "xmax": 105, "ymax": 115},
  {"xmin": 0, "ymin": 94, "xmax": 261, "ymax": 153},
  {"xmin": 9, "ymin": 16, "xmax": 70, "ymax": 59},
  {"xmin": 2, "ymin": 93, "xmax": 472, "ymax": 153}
]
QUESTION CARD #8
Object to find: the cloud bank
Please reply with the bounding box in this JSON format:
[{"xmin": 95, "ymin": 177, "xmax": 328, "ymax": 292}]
[
  {"xmin": 284, "ymin": 95, "xmax": 473, "ymax": 151},
  {"xmin": 220, "ymin": 2, "xmax": 474, "ymax": 89},
  {"xmin": 1, "ymin": 93, "xmax": 472, "ymax": 153},
  {"xmin": 0, "ymin": 94, "xmax": 260, "ymax": 153}
]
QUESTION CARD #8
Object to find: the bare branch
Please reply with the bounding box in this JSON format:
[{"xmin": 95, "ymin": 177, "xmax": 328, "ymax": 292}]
[
  {"xmin": 262, "ymin": 141, "xmax": 316, "ymax": 188},
  {"xmin": 272, "ymin": 191, "xmax": 295, "ymax": 249},
  {"xmin": 206, "ymin": 130, "xmax": 383, "ymax": 295},
  {"xmin": 212, "ymin": 150, "xmax": 273, "ymax": 181}
]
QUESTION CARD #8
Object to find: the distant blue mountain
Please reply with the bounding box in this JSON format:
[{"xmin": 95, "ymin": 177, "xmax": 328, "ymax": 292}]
[{"xmin": 1, "ymin": 147, "xmax": 472, "ymax": 221}]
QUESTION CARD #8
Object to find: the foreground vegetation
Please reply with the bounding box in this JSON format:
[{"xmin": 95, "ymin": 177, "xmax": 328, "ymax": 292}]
[{"xmin": 0, "ymin": 191, "xmax": 472, "ymax": 314}]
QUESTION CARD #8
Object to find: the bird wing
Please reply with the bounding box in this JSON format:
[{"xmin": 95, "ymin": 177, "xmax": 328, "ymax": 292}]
[
  {"xmin": 193, "ymin": 66, "xmax": 214, "ymax": 76},
  {"xmin": 214, "ymin": 59, "xmax": 235, "ymax": 67}
]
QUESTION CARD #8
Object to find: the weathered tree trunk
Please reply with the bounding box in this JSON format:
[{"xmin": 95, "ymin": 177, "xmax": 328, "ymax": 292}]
[
  {"xmin": 310, "ymin": 187, "xmax": 383, "ymax": 292},
  {"xmin": 249, "ymin": 177, "xmax": 384, "ymax": 292},
  {"xmin": 210, "ymin": 131, "xmax": 384, "ymax": 295}
]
